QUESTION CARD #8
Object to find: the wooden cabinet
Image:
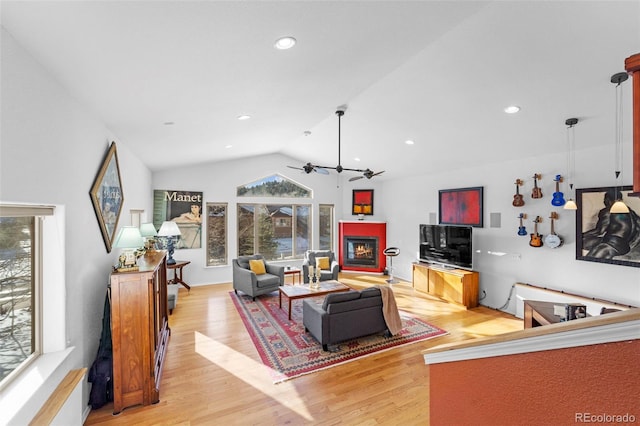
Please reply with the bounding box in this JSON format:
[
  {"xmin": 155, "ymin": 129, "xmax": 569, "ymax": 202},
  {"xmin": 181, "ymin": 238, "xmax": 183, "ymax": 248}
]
[
  {"xmin": 412, "ymin": 263, "xmax": 429, "ymax": 293},
  {"xmin": 412, "ymin": 263, "xmax": 479, "ymax": 309},
  {"xmin": 110, "ymin": 251, "xmax": 170, "ymax": 414}
]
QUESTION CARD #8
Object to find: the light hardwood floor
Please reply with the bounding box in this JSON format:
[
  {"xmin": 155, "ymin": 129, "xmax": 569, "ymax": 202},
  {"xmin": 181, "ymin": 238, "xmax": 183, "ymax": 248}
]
[{"xmin": 85, "ymin": 273, "xmax": 522, "ymax": 425}]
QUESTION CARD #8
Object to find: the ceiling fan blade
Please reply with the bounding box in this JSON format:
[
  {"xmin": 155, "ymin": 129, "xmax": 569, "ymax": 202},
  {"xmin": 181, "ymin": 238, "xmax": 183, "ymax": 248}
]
[
  {"xmin": 287, "ymin": 165, "xmax": 303, "ymax": 171},
  {"xmin": 349, "ymin": 175, "xmax": 364, "ymax": 182},
  {"xmin": 314, "ymin": 167, "xmax": 330, "ymax": 175},
  {"xmin": 371, "ymin": 170, "xmax": 385, "ymax": 177}
]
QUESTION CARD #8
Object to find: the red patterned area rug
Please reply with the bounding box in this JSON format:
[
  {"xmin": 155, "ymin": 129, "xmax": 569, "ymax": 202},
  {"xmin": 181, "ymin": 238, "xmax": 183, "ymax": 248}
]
[{"xmin": 229, "ymin": 290, "xmax": 448, "ymax": 383}]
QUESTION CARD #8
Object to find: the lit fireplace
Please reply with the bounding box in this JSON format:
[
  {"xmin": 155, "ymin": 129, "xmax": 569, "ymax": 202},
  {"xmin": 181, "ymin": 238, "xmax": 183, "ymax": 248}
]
[
  {"xmin": 339, "ymin": 220, "xmax": 386, "ymax": 273},
  {"xmin": 344, "ymin": 237, "xmax": 378, "ymax": 268}
]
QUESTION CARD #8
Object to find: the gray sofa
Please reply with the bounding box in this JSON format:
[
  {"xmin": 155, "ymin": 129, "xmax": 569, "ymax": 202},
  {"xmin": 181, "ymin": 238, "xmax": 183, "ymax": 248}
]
[
  {"xmin": 302, "ymin": 250, "xmax": 339, "ymax": 284},
  {"xmin": 232, "ymin": 254, "xmax": 284, "ymax": 300},
  {"xmin": 303, "ymin": 287, "xmax": 389, "ymax": 351}
]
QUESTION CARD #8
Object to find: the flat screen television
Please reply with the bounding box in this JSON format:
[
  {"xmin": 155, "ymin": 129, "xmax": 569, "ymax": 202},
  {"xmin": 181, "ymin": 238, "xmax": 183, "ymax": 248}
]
[{"xmin": 419, "ymin": 224, "xmax": 473, "ymax": 270}]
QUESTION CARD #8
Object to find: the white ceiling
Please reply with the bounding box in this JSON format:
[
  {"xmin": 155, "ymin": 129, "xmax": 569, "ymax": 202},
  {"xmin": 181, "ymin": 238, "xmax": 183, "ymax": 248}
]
[{"xmin": 2, "ymin": 1, "xmax": 639, "ymax": 181}]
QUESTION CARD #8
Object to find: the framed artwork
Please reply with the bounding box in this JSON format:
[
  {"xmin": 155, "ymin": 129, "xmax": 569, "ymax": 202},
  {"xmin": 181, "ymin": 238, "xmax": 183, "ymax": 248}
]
[
  {"xmin": 352, "ymin": 189, "xmax": 374, "ymax": 215},
  {"xmin": 439, "ymin": 186, "xmax": 483, "ymax": 227},
  {"xmin": 90, "ymin": 141, "xmax": 124, "ymax": 253},
  {"xmin": 153, "ymin": 190, "xmax": 203, "ymax": 249},
  {"xmin": 576, "ymin": 186, "xmax": 640, "ymax": 268}
]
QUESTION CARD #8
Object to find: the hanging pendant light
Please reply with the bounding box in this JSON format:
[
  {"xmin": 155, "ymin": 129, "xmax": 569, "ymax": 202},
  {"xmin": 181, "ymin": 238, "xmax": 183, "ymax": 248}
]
[
  {"xmin": 610, "ymin": 72, "xmax": 630, "ymax": 214},
  {"xmin": 564, "ymin": 117, "xmax": 578, "ymax": 210}
]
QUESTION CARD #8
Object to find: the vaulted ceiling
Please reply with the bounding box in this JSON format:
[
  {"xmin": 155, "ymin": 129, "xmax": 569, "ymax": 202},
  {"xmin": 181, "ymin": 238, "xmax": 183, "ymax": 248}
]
[{"xmin": 2, "ymin": 1, "xmax": 638, "ymax": 180}]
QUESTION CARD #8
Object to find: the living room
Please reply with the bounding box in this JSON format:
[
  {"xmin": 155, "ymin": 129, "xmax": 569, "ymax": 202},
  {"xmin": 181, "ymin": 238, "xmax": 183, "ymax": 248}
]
[{"xmin": 1, "ymin": 1, "xmax": 639, "ymax": 424}]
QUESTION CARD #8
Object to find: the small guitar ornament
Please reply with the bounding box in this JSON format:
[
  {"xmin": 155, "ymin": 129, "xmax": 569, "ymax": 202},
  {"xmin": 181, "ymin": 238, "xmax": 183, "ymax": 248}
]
[
  {"xmin": 531, "ymin": 174, "xmax": 543, "ymax": 199},
  {"xmin": 551, "ymin": 175, "xmax": 566, "ymax": 206},
  {"xmin": 517, "ymin": 213, "xmax": 527, "ymax": 236},
  {"xmin": 512, "ymin": 179, "xmax": 525, "ymax": 207},
  {"xmin": 544, "ymin": 212, "xmax": 563, "ymax": 248},
  {"xmin": 529, "ymin": 216, "xmax": 543, "ymax": 247}
]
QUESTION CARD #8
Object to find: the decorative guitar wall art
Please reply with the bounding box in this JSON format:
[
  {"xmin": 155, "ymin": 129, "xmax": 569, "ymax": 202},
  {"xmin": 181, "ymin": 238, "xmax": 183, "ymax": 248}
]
[
  {"xmin": 512, "ymin": 179, "xmax": 525, "ymax": 207},
  {"xmin": 529, "ymin": 216, "xmax": 543, "ymax": 247},
  {"xmin": 544, "ymin": 211, "xmax": 563, "ymax": 248},
  {"xmin": 531, "ymin": 174, "xmax": 543, "ymax": 199},
  {"xmin": 551, "ymin": 175, "xmax": 566, "ymax": 206},
  {"xmin": 517, "ymin": 213, "xmax": 527, "ymax": 236}
]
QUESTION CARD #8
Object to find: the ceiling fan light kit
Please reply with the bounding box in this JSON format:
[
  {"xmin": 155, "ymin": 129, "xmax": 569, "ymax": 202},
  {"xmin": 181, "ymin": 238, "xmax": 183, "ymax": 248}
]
[{"xmin": 288, "ymin": 107, "xmax": 385, "ymax": 181}]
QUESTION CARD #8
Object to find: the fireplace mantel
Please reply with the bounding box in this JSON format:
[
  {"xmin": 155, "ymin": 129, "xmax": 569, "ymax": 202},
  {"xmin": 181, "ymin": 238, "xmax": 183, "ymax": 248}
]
[
  {"xmin": 338, "ymin": 221, "xmax": 387, "ymax": 273},
  {"xmin": 339, "ymin": 220, "xmax": 387, "ymax": 224}
]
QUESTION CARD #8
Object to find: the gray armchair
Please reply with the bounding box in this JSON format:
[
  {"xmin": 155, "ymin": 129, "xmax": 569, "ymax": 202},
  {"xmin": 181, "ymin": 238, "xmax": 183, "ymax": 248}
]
[
  {"xmin": 232, "ymin": 254, "xmax": 284, "ymax": 300},
  {"xmin": 302, "ymin": 250, "xmax": 339, "ymax": 284}
]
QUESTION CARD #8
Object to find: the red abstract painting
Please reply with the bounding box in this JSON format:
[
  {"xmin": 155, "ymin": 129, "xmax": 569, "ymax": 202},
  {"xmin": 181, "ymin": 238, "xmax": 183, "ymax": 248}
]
[{"xmin": 439, "ymin": 187, "xmax": 483, "ymax": 227}]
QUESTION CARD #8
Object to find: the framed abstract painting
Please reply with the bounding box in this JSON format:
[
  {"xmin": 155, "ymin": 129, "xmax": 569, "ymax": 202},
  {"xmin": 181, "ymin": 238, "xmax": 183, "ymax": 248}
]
[
  {"xmin": 352, "ymin": 189, "xmax": 374, "ymax": 215},
  {"xmin": 439, "ymin": 186, "xmax": 483, "ymax": 227}
]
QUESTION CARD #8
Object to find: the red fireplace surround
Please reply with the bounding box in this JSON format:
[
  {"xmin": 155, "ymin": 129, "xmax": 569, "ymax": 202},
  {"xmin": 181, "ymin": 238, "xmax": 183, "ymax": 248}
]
[{"xmin": 338, "ymin": 221, "xmax": 387, "ymax": 273}]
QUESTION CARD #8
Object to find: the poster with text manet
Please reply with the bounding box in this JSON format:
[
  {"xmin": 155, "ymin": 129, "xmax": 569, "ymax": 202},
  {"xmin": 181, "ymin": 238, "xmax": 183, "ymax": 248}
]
[{"xmin": 153, "ymin": 190, "xmax": 203, "ymax": 249}]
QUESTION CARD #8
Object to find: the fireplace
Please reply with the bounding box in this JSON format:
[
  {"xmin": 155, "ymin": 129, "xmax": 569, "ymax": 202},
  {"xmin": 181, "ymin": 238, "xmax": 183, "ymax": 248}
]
[
  {"xmin": 338, "ymin": 221, "xmax": 386, "ymax": 273},
  {"xmin": 343, "ymin": 237, "xmax": 378, "ymax": 268}
]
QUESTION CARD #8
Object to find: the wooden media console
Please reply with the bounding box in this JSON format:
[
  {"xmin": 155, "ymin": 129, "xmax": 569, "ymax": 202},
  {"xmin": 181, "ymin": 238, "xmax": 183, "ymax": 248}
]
[{"xmin": 412, "ymin": 263, "xmax": 479, "ymax": 309}]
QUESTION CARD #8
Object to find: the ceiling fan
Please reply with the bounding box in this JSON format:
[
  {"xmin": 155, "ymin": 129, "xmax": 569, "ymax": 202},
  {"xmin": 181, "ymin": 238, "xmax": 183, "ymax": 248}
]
[
  {"xmin": 348, "ymin": 168, "xmax": 385, "ymax": 182},
  {"xmin": 288, "ymin": 106, "xmax": 385, "ymax": 180}
]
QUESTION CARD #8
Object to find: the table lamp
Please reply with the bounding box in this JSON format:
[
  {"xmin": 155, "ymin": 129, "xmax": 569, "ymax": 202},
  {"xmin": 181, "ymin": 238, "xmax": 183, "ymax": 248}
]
[
  {"xmin": 113, "ymin": 226, "xmax": 144, "ymax": 270},
  {"xmin": 139, "ymin": 222, "xmax": 158, "ymax": 250},
  {"xmin": 158, "ymin": 221, "xmax": 181, "ymax": 265}
]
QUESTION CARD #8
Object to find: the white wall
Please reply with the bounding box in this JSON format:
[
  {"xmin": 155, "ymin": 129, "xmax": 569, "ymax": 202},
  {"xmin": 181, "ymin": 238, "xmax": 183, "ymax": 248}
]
[
  {"xmin": 1, "ymin": 28, "xmax": 152, "ymax": 420},
  {"xmin": 381, "ymin": 144, "xmax": 640, "ymax": 313}
]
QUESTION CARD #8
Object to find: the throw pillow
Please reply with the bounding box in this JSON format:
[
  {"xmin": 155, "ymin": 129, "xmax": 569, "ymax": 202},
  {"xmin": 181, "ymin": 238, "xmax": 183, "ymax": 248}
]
[
  {"xmin": 249, "ymin": 259, "xmax": 266, "ymax": 275},
  {"xmin": 316, "ymin": 256, "xmax": 330, "ymax": 270}
]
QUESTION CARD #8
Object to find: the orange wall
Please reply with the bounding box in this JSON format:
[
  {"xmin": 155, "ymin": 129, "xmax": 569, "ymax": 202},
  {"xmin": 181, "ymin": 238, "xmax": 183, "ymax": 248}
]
[{"xmin": 429, "ymin": 340, "xmax": 640, "ymax": 425}]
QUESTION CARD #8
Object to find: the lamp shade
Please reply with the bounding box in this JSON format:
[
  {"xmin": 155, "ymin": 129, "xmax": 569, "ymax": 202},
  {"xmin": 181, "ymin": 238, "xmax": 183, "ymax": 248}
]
[
  {"xmin": 113, "ymin": 226, "xmax": 144, "ymax": 248},
  {"xmin": 563, "ymin": 199, "xmax": 577, "ymax": 210},
  {"xmin": 158, "ymin": 221, "xmax": 181, "ymax": 237},
  {"xmin": 139, "ymin": 222, "xmax": 158, "ymax": 237},
  {"xmin": 610, "ymin": 200, "xmax": 630, "ymax": 214}
]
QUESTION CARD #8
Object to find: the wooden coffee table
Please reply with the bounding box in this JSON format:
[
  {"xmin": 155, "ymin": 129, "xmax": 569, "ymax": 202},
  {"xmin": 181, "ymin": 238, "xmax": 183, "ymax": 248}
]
[{"xmin": 279, "ymin": 280, "xmax": 351, "ymax": 320}]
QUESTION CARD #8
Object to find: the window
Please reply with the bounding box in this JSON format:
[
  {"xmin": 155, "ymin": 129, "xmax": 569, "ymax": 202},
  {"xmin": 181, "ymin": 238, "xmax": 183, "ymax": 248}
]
[
  {"xmin": 238, "ymin": 204, "xmax": 311, "ymax": 260},
  {"xmin": 0, "ymin": 204, "xmax": 54, "ymax": 388},
  {"xmin": 319, "ymin": 204, "xmax": 334, "ymax": 251},
  {"xmin": 237, "ymin": 174, "xmax": 311, "ymax": 198},
  {"xmin": 205, "ymin": 203, "xmax": 227, "ymax": 266}
]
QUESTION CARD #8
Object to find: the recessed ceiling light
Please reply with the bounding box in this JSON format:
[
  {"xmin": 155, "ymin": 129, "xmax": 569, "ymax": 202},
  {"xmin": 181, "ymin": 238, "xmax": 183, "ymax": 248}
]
[
  {"xmin": 237, "ymin": 115, "xmax": 251, "ymax": 120},
  {"xmin": 225, "ymin": 145, "xmax": 232, "ymax": 149},
  {"xmin": 504, "ymin": 105, "xmax": 521, "ymax": 114},
  {"xmin": 274, "ymin": 36, "xmax": 296, "ymax": 50},
  {"xmin": 405, "ymin": 140, "xmax": 415, "ymax": 145},
  {"xmin": 354, "ymin": 157, "xmax": 361, "ymax": 162}
]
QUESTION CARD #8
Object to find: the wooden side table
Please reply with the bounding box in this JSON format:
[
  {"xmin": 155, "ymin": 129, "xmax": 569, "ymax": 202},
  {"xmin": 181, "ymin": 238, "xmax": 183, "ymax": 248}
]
[
  {"xmin": 167, "ymin": 260, "xmax": 191, "ymax": 291},
  {"xmin": 284, "ymin": 267, "xmax": 302, "ymax": 285},
  {"xmin": 523, "ymin": 300, "xmax": 558, "ymax": 328}
]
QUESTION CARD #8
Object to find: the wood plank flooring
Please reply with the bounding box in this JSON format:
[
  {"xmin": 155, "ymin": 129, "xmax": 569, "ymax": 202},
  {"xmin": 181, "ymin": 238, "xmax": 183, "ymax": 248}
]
[{"xmin": 85, "ymin": 273, "xmax": 522, "ymax": 425}]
